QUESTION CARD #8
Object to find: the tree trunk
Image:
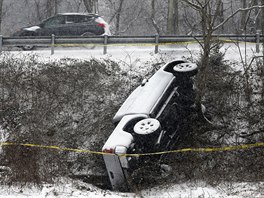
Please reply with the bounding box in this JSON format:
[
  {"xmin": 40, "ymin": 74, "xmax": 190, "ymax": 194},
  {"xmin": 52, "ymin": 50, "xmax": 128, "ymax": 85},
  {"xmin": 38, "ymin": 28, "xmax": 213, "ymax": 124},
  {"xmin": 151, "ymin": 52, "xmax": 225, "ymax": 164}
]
[
  {"xmin": 115, "ymin": 0, "xmax": 124, "ymax": 35},
  {"xmin": 83, "ymin": 0, "xmax": 94, "ymax": 13},
  {"xmin": 94, "ymin": 0, "xmax": 98, "ymax": 13},
  {"xmin": 261, "ymin": 1, "xmax": 264, "ymax": 57},
  {"xmin": 46, "ymin": 0, "xmax": 53, "ymax": 17},
  {"xmin": 167, "ymin": 0, "xmax": 179, "ymax": 35},
  {"xmin": 253, "ymin": 0, "xmax": 261, "ymax": 31},
  {"xmin": 0, "ymin": 0, "xmax": 3, "ymax": 34},
  {"xmin": 219, "ymin": 0, "xmax": 224, "ymax": 33},
  {"xmin": 240, "ymin": 0, "xmax": 248, "ymax": 32},
  {"xmin": 150, "ymin": 0, "xmax": 160, "ymax": 34},
  {"xmin": 196, "ymin": 6, "xmax": 212, "ymax": 106},
  {"xmin": 54, "ymin": 0, "xmax": 58, "ymax": 15}
]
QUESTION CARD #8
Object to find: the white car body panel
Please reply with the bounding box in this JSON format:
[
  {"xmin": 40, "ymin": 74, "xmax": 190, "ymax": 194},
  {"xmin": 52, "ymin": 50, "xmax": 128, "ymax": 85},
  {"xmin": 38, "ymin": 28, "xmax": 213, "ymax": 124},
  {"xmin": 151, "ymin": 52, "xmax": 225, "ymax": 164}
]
[
  {"xmin": 113, "ymin": 63, "xmax": 175, "ymax": 123},
  {"xmin": 24, "ymin": 26, "xmax": 40, "ymax": 31}
]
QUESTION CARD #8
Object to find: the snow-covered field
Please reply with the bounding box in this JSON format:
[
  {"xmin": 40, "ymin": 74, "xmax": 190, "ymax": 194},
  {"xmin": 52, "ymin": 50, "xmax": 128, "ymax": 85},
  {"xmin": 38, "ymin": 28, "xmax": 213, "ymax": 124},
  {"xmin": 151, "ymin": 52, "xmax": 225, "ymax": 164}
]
[{"xmin": 1, "ymin": 43, "xmax": 264, "ymax": 197}]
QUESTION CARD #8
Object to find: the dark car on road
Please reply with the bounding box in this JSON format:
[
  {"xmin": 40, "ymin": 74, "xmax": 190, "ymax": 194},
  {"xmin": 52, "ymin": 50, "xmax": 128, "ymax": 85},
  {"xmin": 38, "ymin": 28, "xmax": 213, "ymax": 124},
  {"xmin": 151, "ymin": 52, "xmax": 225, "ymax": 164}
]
[{"xmin": 13, "ymin": 13, "xmax": 111, "ymax": 50}]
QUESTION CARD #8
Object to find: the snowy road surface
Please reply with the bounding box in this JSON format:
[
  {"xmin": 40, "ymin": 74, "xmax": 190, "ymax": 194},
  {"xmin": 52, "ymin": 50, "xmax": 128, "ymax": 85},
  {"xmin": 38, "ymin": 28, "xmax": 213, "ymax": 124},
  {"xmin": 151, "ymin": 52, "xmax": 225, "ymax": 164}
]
[{"xmin": 6, "ymin": 42, "xmax": 262, "ymax": 67}]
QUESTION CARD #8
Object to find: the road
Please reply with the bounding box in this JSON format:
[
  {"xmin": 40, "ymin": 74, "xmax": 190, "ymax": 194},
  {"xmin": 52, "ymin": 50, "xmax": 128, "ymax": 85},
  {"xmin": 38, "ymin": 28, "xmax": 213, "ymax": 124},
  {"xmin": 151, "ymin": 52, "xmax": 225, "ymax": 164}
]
[{"xmin": 4, "ymin": 42, "xmax": 262, "ymax": 67}]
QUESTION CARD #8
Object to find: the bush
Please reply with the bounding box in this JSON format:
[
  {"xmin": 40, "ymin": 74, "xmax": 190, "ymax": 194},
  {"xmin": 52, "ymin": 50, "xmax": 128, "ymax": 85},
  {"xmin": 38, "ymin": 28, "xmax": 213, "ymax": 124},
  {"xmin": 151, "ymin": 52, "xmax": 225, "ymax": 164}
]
[{"xmin": 0, "ymin": 53, "xmax": 140, "ymax": 185}]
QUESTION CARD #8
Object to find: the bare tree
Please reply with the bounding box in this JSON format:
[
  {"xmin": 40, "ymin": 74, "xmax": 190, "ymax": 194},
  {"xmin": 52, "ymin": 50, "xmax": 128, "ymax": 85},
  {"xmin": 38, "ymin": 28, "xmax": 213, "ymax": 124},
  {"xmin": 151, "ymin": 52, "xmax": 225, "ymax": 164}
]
[
  {"xmin": 218, "ymin": 0, "xmax": 224, "ymax": 33},
  {"xmin": 49, "ymin": 0, "xmax": 62, "ymax": 16},
  {"xmin": 107, "ymin": 0, "xmax": 126, "ymax": 35},
  {"xmin": 261, "ymin": 0, "xmax": 264, "ymax": 57},
  {"xmin": 46, "ymin": 0, "xmax": 55, "ymax": 17},
  {"xmin": 83, "ymin": 0, "xmax": 98, "ymax": 13},
  {"xmin": 167, "ymin": 0, "xmax": 179, "ymax": 34},
  {"xmin": 240, "ymin": 0, "xmax": 248, "ymax": 31},
  {"xmin": 0, "ymin": 0, "xmax": 3, "ymax": 33},
  {"xmin": 181, "ymin": 0, "xmax": 225, "ymax": 108},
  {"xmin": 182, "ymin": 0, "xmax": 264, "ymax": 110},
  {"xmin": 115, "ymin": 0, "xmax": 124, "ymax": 35},
  {"xmin": 252, "ymin": 0, "xmax": 261, "ymax": 32},
  {"xmin": 107, "ymin": 0, "xmax": 145, "ymax": 35},
  {"xmin": 65, "ymin": 0, "xmax": 83, "ymax": 12},
  {"xmin": 150, "ymin": 0, "xmax": 161, "ymax": 34},
  {"xmin": 28, "ymin": 0, "xmax": 62, "ymax": 22},
  {"xmin": 54, "ymin": 0, "xmax": 59, "ymax": 14}
]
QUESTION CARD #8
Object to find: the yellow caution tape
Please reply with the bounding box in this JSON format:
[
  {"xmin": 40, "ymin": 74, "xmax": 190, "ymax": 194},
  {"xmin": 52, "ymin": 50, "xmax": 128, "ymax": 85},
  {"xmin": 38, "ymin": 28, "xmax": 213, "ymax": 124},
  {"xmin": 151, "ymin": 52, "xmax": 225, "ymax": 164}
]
[
  {"xmin": 0, "ymin": 141, "xmax": 264, "ymax": 157},
  {"xmin": 0, "ymin": 142, "xmax": 113, "ymax": 156}
]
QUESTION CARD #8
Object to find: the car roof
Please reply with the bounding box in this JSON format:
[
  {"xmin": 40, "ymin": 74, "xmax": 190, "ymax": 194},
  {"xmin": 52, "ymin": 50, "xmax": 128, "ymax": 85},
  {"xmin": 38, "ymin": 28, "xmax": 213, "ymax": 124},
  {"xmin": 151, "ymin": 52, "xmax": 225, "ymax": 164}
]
[{"xmin": 57, "ymin": 13, "xmax": 99, "ymax": 17}]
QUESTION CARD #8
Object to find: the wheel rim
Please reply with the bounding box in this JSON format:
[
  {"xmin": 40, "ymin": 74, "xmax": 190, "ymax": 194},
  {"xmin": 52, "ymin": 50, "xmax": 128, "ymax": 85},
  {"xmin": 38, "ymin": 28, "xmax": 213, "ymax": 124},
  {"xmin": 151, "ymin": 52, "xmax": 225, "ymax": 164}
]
[
  {"xmin": 173, "ymin": 63, "xmax": 198, "ymax": 73},
  {"xmin": 134, "ymin": 118, "xmax": 160, "ymax": 135}
]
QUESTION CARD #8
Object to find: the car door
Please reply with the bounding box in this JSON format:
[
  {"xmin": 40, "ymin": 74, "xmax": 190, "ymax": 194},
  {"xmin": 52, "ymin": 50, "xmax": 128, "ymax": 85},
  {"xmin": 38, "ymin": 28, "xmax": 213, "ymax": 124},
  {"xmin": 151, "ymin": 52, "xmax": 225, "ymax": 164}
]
[
  {"xmin": 77, "ymin": 15, "xmax": 98, "ymax": 35},
  {"xmin": 63, "ymin": 15, "xmax": 79, "ymax": 35},
  {"xmin": 38, "ymin": 15, "xmax": 66, "ymax": 36}
]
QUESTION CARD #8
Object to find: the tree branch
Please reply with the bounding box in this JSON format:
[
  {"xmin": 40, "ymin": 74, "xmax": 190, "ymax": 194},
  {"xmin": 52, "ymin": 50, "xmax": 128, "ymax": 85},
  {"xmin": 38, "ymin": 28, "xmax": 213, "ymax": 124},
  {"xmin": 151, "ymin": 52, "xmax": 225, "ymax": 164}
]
[
  {"xmin": 213, "ymin": 5, "xmax": 264, "ymax": 31},
  {"xmin": 182, "ymin": 0, "xmax": 201, "ymax": 11}
]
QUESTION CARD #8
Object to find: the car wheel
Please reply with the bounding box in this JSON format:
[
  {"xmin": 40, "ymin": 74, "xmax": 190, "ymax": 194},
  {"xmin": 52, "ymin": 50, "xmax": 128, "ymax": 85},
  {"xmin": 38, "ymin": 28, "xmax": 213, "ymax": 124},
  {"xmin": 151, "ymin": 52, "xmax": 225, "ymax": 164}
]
[
  {"xmin": 81, "ymin": 32, "xmax": 96, "ymax": 37},
  {"xmin": 81, "ymin": 32, "xmax": 96, "ymax": 49},
  {"xmin": 22, "ymin": 45, "xmax": 35, "ymax": 51},
  {"xmin": 133, "ymin": 118, "xmax": 161, "ymax": 135},
  {"xmin": 173, "ymin": 62, "xmax": 198, "ymax": 77},
  {"xmin": 133, "ymin": 118, "xmax": 161, "ymax": 152}
]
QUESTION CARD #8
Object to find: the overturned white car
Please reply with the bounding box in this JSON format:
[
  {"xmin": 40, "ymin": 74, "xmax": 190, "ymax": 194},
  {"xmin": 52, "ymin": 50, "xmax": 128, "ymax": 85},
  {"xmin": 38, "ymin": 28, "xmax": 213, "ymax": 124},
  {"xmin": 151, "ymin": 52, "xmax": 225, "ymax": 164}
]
[{"xmin": 102, "ymin": 60, "xmax": 201, "ymax": 191}]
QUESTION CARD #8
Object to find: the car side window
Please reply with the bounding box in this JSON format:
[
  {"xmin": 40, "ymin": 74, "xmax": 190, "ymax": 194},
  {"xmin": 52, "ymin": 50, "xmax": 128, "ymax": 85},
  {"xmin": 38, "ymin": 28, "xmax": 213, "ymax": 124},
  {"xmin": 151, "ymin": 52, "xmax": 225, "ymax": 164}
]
[
  {"xmin": 84, "ymin": 16, "xmax": 93, "ymax": 22},
  {"xmin": 66, "ymin": 15, "xmax": 93, "ymax": 24},
  {"xmin": 66, "ymin": 15, "xmax": 78, "ymax": 24},
  {"xmin": 43, "ymin": 16, "xmax": 65, "ymax": 28}
]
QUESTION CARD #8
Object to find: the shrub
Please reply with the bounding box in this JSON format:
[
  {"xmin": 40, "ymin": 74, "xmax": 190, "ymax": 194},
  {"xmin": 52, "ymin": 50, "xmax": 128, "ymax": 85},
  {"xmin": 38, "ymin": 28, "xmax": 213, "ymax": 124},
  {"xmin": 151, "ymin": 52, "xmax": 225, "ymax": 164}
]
[{"xmin": 0, "ymin": 53, "xmax": 139, "ymax": 185}]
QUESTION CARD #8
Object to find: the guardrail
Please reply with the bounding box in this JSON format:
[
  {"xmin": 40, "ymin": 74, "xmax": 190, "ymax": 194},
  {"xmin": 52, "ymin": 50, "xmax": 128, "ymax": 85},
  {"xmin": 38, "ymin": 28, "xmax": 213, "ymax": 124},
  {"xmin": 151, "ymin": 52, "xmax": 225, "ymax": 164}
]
[{"xmin": 0, "ymin": 34, "xmax": 263, "ymax": 55}]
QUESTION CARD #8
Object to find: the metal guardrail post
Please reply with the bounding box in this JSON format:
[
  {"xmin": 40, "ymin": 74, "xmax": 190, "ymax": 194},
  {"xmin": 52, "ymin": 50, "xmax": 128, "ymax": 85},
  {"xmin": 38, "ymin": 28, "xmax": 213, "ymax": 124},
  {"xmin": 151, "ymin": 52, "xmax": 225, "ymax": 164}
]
[
  {"xmin": 0, "ymin": 35, "xmax": 2, "ymax": 53},
  {"xmin": 51, "ymin": 34, "xmax": 55, "ymax": 55},
  {"xmin": 155, "ymin": 34, "xmax": 159, "ymax": 54},
  {"xmin": 256, "ymin": 30, "xmax": 260, "ymax": 53},
  {"xmin": 104, "ymin": 35, "xmax": 108, "ymax": 55}
]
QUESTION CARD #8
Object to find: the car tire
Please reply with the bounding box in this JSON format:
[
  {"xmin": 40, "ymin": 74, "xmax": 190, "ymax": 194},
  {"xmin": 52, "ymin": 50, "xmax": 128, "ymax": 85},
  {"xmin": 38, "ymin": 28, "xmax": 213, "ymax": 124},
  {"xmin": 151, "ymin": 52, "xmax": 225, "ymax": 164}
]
[
  {"xmin": 173, "ymin": 62, "xmax": 198, "ymax": 77},
  {"xmin": 21, "ymin": 45, "xmax": 35, "ymax": 51},
  {"xmin": 133, "ymin": 118, "xmax": 161, "ymax": 152},
  {"xmin": 81, "ymin": 32, "xmax": 96, "ymax": 49},
  {"xmin": 81, "ymin": 32, "xmax": 96, "ymax": 37},
  {"xmin": 133, "ymin": 118, "xmax": 161, "ymax": 135}
]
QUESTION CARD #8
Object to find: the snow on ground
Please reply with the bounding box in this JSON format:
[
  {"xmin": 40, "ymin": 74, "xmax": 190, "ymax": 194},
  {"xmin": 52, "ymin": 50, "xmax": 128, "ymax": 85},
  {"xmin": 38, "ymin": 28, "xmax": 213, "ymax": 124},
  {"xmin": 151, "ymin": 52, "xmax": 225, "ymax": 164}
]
[
  {"xmin": 1, "ymin": 43, "xmax": 264, "ymax": 197},
  {"xmin": 6, "ymin": 42, "xmax": 262, "ymax": 70},
  {"xmin": 0, "ymin": 179, "xmax": 263, "ymax": 198}
]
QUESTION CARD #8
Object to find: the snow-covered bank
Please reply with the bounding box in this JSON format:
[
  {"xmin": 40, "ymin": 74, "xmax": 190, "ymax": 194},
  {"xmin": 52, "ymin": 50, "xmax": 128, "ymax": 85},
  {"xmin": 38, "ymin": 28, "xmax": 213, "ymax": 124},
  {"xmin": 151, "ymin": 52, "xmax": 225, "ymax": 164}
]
[{"xmin": 1, "ymin": 43, "xmax": 263, "ymax": 198}]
